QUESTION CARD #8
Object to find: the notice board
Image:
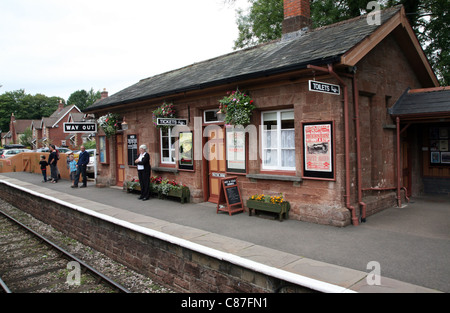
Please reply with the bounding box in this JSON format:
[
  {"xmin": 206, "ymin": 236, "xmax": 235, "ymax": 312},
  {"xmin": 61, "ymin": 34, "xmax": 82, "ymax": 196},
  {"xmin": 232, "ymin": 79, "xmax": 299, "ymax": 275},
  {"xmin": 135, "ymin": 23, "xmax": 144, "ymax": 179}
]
[
  {"xmin": 302, "ymin": 121, "xmax": 335, "ymax": 180},
  {"xmin": 216, "ymin": 177, "xmax": 244, "ymax": 216}
]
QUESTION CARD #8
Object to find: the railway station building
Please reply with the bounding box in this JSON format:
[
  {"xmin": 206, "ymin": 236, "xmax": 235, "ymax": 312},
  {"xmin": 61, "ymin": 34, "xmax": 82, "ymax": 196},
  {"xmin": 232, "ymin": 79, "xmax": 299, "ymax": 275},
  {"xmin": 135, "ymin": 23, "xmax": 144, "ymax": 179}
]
[{"xmin": 85, "ymin": 2, "xmax": 443, "ymax": 227}]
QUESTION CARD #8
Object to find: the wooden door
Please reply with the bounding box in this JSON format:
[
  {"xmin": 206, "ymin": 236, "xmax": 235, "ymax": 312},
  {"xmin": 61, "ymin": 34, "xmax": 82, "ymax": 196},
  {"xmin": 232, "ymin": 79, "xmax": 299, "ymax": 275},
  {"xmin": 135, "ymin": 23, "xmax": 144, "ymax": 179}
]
[
  {"xmin": 116, "ymin": 134, "xmax": 125, "ymax": 186},
  {"xmin": 206, "ymin": 127, "xmax": 226, "ymax": 203}
]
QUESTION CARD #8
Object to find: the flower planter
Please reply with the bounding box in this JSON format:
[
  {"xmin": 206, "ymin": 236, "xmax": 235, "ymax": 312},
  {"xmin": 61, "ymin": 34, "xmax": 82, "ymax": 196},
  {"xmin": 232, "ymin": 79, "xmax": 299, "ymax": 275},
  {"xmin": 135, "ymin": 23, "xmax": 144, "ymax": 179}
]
[
  {"xmin": 158, "ymin": 187, "xmax": 190, "ymax": 204},
  {"xmin": 246, "ymin": 199, "xmax": 290, "ymax": 221},
  {"xmin": 124, "ymin": 181, "xmax": 141, "ymax": 193}
]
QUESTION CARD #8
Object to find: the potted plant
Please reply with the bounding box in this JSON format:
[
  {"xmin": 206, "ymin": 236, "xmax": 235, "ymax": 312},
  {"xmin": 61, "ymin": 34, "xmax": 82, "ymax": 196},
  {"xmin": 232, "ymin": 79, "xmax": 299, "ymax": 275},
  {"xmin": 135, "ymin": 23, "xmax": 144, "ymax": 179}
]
[
  {"xmin": 151, "ymin": 176, "xmax": 190, "ymax": 203},
  {"xmin": 97, "ymin": 113, "xmax": 121, "ymax": 137},
  {"xmin": 219, "ymin": 89, "xmax": 255, "ymax": 126},
  {"xmin": 246, "ymin": 193, "xmax": 290, "ymax": 221},
  {"xmin": 152, "ymin": 102, "xmax": 176, "ymax": 129},
  {"xmin": 124, "ymin": 177, "xmax": 141, "ymax": 192}
]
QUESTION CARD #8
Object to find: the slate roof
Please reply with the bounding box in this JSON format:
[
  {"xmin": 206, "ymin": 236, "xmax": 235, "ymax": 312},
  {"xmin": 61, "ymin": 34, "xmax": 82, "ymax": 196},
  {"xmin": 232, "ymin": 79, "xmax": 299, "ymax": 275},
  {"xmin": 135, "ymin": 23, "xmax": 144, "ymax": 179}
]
[
  {"xmin": 85, "ymin": 5, "xmax": 402, "ymax": 112},
  {"xmin": 389, "ymin": 87, "xmax": 450, "ymax": 116}
]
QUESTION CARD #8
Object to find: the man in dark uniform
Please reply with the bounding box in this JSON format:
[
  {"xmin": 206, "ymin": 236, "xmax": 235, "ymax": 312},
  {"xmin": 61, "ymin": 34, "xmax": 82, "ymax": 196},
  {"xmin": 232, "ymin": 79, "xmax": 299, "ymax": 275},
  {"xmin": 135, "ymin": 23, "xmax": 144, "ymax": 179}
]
[{"xmin": 72, "ymin": 145, "xmax": 89, "ymax": 188}]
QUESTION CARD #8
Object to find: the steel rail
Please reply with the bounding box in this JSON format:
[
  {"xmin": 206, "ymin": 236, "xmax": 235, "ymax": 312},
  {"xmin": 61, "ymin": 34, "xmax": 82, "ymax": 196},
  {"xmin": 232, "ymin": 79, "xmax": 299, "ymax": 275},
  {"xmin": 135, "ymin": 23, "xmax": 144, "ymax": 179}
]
[
  {"xmin": 0, "ymin": 209, "xmax": 131, "ymax": 293},
  {"xmin": 0, "ymin": 277, "xmax": 12, "ymax": 293}
]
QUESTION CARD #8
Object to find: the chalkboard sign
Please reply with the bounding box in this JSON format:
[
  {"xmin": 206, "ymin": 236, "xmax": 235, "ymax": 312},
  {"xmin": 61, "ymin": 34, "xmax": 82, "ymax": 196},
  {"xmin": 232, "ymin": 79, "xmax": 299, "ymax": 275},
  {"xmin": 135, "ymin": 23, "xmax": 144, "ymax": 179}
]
[{"xmin": 216, "ymin": 177, "xmax": 244, "ymax": 216}]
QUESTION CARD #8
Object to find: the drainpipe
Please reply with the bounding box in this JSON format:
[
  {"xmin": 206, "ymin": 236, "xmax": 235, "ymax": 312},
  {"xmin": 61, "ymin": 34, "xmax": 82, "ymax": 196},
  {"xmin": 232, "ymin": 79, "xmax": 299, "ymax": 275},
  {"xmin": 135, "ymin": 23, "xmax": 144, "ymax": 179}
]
[
  {"xmin": 396, "ymin": 117, "xmax": 402, "ymax": 208},
  {"xmin": 352, "ymin": 73, "xmax": 366, "ymax": 222},
  {"xmin": 307, "ymin": 64, "xmax": 358, "ymax": 226}
]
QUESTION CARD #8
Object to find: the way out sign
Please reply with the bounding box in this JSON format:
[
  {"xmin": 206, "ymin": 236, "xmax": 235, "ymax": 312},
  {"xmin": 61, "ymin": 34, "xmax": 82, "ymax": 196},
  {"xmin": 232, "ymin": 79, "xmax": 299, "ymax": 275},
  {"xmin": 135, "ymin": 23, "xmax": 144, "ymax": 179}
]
[
  {"xmin": 64, "ymin": 123, "xmax": 97, "ymax": 133},
  {"xmin": 309, "ymin": 80, "xmax": 341, "ymax": 95}
]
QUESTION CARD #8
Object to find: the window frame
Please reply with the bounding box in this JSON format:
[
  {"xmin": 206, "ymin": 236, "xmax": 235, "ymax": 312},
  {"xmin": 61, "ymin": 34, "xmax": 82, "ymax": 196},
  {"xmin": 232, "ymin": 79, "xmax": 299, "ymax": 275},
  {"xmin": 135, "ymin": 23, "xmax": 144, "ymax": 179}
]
[
  {"xmin": 160, "ymin": 127, "xmax": 176, "ymax": 165},
  {"xmin": 261, "ymin": 109, "xmax": 296, "ymax": 172}
]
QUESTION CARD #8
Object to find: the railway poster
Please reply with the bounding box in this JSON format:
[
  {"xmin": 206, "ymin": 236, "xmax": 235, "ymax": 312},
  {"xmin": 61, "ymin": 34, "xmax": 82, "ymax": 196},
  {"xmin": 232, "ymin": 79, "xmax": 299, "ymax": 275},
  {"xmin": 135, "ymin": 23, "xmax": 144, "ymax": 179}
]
[{"xmin": 303, "ymin": 121, "xmax": 335, "ymax": 180}]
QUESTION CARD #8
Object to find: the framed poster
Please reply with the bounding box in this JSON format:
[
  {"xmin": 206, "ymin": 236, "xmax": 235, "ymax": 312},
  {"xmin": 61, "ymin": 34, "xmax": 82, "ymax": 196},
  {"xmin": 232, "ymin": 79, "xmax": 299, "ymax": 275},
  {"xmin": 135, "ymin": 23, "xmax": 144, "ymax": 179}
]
[
  {"xmin": 127, "ymin": 134, "xmax": 138, "ymax": 166},
  {"xmin": 302, "ymin": 121, "xmax": 335, "ymax": 180},
  {"xmin": 442, "ymin": 152, "xmax": 450, "ymax": 164},
  {"xmin": 179, "ymin": 131, "xmax": 194, "ymax": 170},
  {"xmin": 431, "ymin": 152, "xmax": 440, "ymax": 164},
  {"xmin": 429, "ymin": 126, "xmax": 450, "ymax": 165},
  {"xmin": 225, "ymin": 127, "xmax": 246, "ymax": 173}
]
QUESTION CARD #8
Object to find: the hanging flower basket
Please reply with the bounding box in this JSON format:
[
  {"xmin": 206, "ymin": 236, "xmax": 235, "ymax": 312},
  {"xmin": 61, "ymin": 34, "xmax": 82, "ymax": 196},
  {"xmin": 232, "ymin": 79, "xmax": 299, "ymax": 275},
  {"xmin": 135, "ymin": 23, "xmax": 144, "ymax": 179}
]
[
  {"xmin": 97, "ymin": 113, "xmax": 120, "ymax": 137},
  {"xmin": 152, "ymin": 102, "xmax": 176, "ymax": 129},
  {"xmin": 219, "ymin": 89, "xmax": 255, "ymax": 126}
]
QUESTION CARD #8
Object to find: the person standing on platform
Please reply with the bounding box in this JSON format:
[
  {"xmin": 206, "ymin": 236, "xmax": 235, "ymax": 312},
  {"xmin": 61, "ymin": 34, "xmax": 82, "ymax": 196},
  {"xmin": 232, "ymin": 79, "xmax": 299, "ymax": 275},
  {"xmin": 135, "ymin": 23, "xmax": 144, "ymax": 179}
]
[
  {"xmin": 39, "ymin": 155, "xmax": 48, "ymax": 182},
  {"xmin": 72, "ymin": 145, "xmax": 89, "ymax": 188},
  {"xmin": 135, "ymin": 145, "xmax": 151, "ymax": 201},
  {"xmin": 48, "ymin": 145, "xmax": 58, "ymax": 183}
]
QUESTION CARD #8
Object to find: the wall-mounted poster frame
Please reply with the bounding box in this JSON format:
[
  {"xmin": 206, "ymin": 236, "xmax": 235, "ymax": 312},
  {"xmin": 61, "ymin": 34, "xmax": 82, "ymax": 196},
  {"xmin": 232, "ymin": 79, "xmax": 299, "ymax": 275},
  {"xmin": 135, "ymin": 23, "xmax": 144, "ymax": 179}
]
[
  {"xmin": 302, "ymin": 121, "xmax": 335, "ymax": 180},
  {"xmin": 127, "ymin": 134, "xmax": 138, "ymax": 167},
  {"xmin": 178, "ymin": 131, "xmax": 194, "ymax": 171}
]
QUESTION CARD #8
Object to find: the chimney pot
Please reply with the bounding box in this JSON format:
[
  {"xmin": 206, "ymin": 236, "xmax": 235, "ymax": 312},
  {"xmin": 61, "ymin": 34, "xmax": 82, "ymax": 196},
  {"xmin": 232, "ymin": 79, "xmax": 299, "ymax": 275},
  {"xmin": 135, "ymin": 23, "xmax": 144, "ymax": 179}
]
[
  {"xmin": 283, "ymin": 0, "xmax": 311, "ymax": 34},
  {"xmin": 101, "ymin": 88, "xmax": 109, "ymax": 99}
]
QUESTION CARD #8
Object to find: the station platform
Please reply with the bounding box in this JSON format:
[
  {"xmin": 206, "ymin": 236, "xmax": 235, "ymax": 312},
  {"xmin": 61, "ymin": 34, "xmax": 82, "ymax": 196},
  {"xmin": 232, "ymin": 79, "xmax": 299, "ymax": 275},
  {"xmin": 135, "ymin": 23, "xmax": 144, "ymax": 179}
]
[{"xmin": 0, "ymin": 172, "xmax": 448, "ymax": 293}]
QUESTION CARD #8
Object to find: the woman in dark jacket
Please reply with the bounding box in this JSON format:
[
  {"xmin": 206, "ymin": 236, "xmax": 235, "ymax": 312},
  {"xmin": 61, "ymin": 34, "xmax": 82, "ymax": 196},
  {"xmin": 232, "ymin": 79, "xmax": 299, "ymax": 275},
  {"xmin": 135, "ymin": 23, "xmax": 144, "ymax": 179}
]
[
  {"xmin": 48, "ymin": 145, "xmax": 59, "ymax": 183},
  {"xmin": 135, "ymin": 144, "xmax": 151, "ymax": 200}
]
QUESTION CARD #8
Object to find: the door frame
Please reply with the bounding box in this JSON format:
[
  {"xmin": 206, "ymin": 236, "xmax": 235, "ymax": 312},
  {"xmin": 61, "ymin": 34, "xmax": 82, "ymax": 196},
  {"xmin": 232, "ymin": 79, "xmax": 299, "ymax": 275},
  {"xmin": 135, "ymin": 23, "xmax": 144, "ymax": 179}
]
[{"xmin": 115, "ymin": 134, "xmax": 125, "ymax": 186}]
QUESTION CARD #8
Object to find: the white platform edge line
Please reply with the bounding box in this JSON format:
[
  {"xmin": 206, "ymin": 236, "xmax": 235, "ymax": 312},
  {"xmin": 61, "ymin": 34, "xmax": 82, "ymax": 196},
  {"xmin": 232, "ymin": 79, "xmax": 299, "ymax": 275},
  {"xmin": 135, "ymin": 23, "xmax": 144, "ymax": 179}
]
[{"xmin": 0, "ymin": 179, "xmax": 357, "ymax": 293}]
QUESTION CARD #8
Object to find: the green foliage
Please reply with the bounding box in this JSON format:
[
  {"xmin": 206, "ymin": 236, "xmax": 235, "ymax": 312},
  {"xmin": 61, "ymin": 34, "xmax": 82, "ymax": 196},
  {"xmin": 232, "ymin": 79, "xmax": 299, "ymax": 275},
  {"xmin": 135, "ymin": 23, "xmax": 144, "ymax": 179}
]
[
  {"xmin": 219, "ymin": 89, "xmax": 255, "ymax": 125},
  {"xmin": 19, "ymin": 127, "xmax": 33, "ymax": 147},
  {"xmin": 152, "ymin": 102, "xmax": 176, "ymax": 129},
  {"xmin": 67, "ymin": 88, "xmax": 101, "ymax": 111},
  {"xmin": 0, "ymin": 90, "xmax": 62, "ymax": 133},
  {"xmin": 233, "ymin": 0, "xmax": 448, "ymax": 85},
  {"xmin": 97, "ymin": 113, "xmax": 120, "ymax": 137},
  {"xmin": 84, "ymin": 139, "xmax": 97, "ymax": 150}
]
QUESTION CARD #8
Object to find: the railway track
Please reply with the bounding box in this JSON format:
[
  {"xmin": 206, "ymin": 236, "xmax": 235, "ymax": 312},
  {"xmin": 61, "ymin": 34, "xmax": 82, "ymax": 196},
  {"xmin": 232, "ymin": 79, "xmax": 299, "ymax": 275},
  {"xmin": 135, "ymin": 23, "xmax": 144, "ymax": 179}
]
[{"xmin": 0, "ymin": 209, "xmax": 130, "ymax": 293}]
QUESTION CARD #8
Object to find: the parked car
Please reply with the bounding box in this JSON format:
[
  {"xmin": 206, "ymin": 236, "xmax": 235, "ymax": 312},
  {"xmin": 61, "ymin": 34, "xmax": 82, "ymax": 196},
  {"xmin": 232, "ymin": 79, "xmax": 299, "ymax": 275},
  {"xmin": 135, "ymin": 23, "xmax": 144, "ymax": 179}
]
[
  {"xmin": 74, "ymin": 149, "xmax": 97, "ymax": 177},
  {"xmin": 36, "ymin": 146, "xmax": 73, "ymax": 154},
  {"xmin": 1, "ymin": 149, "xmax": 32, "ymax": 158},
  {"xmin": 57, "ymin": 147, "xmax": 73, "ymax": 154}
]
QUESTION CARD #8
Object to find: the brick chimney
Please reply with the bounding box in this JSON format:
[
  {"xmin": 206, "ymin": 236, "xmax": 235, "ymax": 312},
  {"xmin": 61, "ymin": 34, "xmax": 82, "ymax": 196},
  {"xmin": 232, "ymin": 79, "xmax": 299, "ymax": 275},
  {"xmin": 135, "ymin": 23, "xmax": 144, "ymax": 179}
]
[
  {"xmin": 58, "ymin": 100, "xmax": 64, "ymax": 111},
  {"xmin": 283, "ymin": 0, "xmax": 311, "ymax": 34},
  {"xmin": 101, "ymin": 88, "xmax": 108, "ymax": 99}
]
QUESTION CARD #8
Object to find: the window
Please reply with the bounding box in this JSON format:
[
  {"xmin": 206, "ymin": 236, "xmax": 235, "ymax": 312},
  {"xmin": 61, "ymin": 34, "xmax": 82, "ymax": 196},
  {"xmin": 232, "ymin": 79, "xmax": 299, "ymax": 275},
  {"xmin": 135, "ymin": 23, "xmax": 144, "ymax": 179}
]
[
  {"xmin": 204, "ymin": 109, "xmax": 220, "ymax": 123},
  {"xmin": 160, "ymin": 128, "xmax": 176, "ymax": 164},
  {"xmin": 261, "ymin": 110, "xmax": 295, "ymax": 171},
  {"xmin": 99, "ymin": 136, "xmax": 108, "ymax": 164},
  {"xmin": 178, "ymin": 131, "xmax": 194, "ymax": 170}
]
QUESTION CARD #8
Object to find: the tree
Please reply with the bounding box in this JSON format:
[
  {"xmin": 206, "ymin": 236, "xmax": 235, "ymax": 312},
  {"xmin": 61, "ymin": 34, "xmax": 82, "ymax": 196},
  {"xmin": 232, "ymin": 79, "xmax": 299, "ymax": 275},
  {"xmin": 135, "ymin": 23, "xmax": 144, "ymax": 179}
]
[
  {"xmin": 67, "ymin": 88, "xmax": 101, "ymax": 111},
  {"xmin": 19, "ymin": 127, "xmax": 33, "ymax": 148},
  {"xmin": 232, "ymin": 0, "xmax": 449, "ymax": 85},
  {"xmin": 0, "ymin": 90, "xmax": 62, "ymax": 132}
]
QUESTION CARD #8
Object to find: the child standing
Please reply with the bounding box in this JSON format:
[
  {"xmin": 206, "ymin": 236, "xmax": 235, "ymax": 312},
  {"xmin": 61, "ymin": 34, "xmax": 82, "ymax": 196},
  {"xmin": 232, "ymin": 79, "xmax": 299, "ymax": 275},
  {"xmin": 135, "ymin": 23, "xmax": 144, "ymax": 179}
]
[
  {"xmin": 68, "ymin": 154, "xmax": 77, "ymax": 187},
  {"xmin": 39, "ymin": 155, "xmax": 48, "ymax": 182}
]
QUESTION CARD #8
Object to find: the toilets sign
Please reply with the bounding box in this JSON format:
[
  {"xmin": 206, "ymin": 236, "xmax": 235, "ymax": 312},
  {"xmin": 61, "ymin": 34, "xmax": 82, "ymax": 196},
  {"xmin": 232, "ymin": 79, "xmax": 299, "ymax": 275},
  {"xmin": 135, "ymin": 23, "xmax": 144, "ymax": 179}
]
[
  {"xmin": 309, "ymin": 80, "xmax": 341, "ymax": 96},
  {"xmin": 64, "ymin": 123, "xmax": 97, "ymax": 133}
]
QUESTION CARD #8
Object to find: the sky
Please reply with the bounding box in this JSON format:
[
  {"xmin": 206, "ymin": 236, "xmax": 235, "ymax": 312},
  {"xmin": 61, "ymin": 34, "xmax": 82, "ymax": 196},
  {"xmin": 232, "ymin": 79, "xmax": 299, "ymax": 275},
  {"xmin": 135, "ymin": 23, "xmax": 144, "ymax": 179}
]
[{"xmin": 0, "ymin": 0, "xmax": 250, "ymax": 100}]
